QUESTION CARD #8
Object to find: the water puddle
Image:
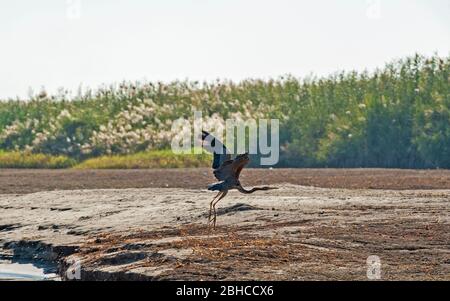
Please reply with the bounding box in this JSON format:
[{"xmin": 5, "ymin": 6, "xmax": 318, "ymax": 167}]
[{"xmin": 0, "ymin": 260, "xmax": 60, "ymax": 281}]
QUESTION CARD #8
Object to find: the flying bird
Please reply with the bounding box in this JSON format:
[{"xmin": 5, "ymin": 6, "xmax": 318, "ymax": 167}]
[{"xmin": 201, "ymin": 130, "xmax": 277, "ymax": 229}]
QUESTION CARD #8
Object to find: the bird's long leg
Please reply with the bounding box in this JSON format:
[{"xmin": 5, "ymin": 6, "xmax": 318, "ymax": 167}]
[
  {"xmin": 208, "ymin": 192, "xmax": 223, "ymax": 225},
  {"xmin": 212, "ymin": 190, "xmax": 228, "ymax": 229},
  {"xmin": 209, "ymin": 192, "xmax": 222, "ymax": 224}
]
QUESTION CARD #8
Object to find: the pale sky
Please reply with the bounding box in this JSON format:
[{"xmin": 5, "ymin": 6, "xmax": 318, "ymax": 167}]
[{"xmin": 0, "ymin": 0, "xmax": 449, "ymax": 99}]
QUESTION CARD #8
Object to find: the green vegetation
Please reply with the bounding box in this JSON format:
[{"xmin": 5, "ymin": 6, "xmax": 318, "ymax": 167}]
[
  {"xmin": 0, "ymin": 151, "xmax": 76, "ymax": 169},
  {"xmin": 74, "ymin": 150, "xmax": 211, "ymax": 169},
  {"xmin": 0, "ymin": 54, "xmax": 448, "ymax": 168}
]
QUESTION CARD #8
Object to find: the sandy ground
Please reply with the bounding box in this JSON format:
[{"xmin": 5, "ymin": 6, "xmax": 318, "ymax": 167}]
[{"xmin": 0, "ymin": 175, "xmax": 449, "ymax": 280}]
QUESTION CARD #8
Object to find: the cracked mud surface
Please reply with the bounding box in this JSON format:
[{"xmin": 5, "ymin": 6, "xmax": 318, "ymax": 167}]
[{"xmin": 1, "ymin": 179, "xmax": 449, "ymax": 280}]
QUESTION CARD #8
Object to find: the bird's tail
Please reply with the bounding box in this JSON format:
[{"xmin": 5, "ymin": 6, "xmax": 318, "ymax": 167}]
[{"xmin": 207, "ymin": 182, "xmax": 226, "ymax": 191}]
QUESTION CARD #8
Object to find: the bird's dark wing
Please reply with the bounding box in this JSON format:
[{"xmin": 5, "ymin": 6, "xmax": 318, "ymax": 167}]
[
  {"xmin": 213, "ymin": 155, "xmax": 249, "ymax": 181},
  {"xmin": 212, "ymin": 160, "xmax": 234, "ymax": 181},
  {"xmin": 201, "ymin": 130, "xmax": 231, "ymax": 169},
  {"xmin": 232, "ymin": 156, "xmax": 250, "ymax": 179}
]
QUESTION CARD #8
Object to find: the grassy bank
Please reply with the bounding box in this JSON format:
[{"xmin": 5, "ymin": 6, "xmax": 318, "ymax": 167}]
[
  {"xmin": 74, "ymin": 150, "xmax": 211, "ymax": 169},
  {"xmin": 0, "ymin": 150, "xmax": 211, "ymax": 169},
  {"xmin": 0, "ymin": 151, "xmax": 76, "ymax": 169}
]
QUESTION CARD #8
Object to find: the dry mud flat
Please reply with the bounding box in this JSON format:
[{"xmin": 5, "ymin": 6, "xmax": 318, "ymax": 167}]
[
  {"xmin": 0, "ymin": 185, "xmax": 449, "ymax": 280},
  {"xmin": 2, "ymin": 168, "xmax": 450, "ymax": 194}
]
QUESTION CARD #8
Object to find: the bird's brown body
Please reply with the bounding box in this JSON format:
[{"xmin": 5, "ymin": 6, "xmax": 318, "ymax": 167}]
[{"xmin": 201, "ymin": 131, "xmax": 277, "ymax": 229}]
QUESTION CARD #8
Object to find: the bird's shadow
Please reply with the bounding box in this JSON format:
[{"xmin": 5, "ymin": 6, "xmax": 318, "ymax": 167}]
[{"xmin": 198, "ymin": 203, "xmax": 262, "ymax": 218}]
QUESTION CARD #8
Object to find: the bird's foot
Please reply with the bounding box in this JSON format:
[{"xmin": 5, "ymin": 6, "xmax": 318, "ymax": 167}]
[
  {"xmin": 206, "ymin": 218, "xmax": 216, "ymax": 231},
  {"xmin": 207, "ymin": 217, "xmax": 213, "ymax": 229}
]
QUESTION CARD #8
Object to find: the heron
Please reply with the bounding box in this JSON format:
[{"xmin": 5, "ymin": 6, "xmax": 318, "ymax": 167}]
[{"xmin": 201, "ymin": 130, "xmax": 277, "ymax": 229}]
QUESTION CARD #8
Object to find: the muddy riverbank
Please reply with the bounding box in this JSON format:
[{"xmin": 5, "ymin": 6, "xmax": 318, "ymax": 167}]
[
  {"xmin": 2, "ymin": 168, "xmax": 450, "ymax": 195},
  {"xmin": 1, "ymin": 184, "xmax": 449, "ymax": 280}
]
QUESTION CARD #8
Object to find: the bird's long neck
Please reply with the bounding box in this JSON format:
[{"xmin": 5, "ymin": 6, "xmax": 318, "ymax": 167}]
[{"xmin": 237, "ymin": 184, "xmax": 276, "ymax": 194}]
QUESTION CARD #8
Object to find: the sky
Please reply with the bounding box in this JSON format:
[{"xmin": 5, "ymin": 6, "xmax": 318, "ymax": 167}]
[{"xmin": 0, "ymin": 0, "xmax": 449, "ymax": 99}]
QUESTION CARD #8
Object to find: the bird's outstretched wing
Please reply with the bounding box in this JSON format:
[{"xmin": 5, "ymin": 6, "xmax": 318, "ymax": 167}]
[
  {"xmin": 212, "ymin": 160, "xmax": 234, "ymax": 181},
  {"xmin": 213, "ymin": 153, "xmax": 250, "ymax": 181},
  {"xmin": 232, "ymin": 156, "xmax": 250, "ymax": 178},
  {"xmin": 201, "ymin": 130, "xmax": 231, "ymax": 170}
]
